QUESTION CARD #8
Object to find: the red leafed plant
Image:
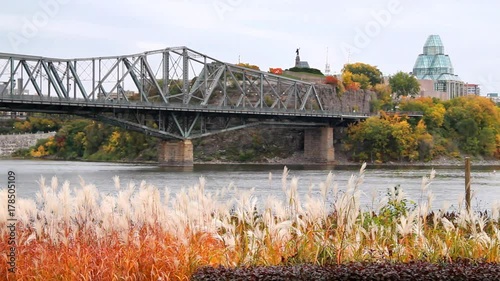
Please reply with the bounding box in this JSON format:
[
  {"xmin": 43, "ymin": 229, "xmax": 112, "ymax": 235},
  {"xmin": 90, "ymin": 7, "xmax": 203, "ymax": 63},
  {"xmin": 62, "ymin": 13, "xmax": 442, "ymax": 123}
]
[{"xmin": 325, "ymin": 75, "xmax": 339, "ymax": 86}]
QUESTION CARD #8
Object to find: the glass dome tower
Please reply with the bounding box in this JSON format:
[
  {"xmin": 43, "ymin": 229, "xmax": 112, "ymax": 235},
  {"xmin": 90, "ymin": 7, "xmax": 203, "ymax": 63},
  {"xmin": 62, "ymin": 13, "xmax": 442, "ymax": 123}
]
[{"xmin": 412, "ymin": 35, "xmax": 464, "ymax": 99}]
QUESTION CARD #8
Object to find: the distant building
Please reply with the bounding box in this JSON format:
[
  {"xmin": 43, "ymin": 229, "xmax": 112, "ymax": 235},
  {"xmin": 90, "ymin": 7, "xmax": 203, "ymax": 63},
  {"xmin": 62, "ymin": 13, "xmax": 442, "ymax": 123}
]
[
  {"xmin": 487, "ymin": 93, "xmax": 500, "ymax": 104},
  {"xmin": 0, "ymin": 81, "xmax": 29, "ymax": 118},
  {"xmin": 465, "ymin": 83, "xmax": 481, "ymax": 96},
  {"xmin": 0, "ymin": 80, "xmax": 29, "ymax": 95},
  {"xmin": 412, "ymin": 35, "xmax": 465, "ymax": 100},
  {"xmin": 98, "ymin": 90, "xmax": 136, "ymax": 100}
]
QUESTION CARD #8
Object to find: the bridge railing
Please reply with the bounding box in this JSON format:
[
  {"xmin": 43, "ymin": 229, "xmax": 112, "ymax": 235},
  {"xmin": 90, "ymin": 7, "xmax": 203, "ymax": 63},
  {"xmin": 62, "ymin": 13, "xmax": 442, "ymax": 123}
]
[{"xmin": 0, "ymin": 94, "xmax": 373, "ymax": 119}]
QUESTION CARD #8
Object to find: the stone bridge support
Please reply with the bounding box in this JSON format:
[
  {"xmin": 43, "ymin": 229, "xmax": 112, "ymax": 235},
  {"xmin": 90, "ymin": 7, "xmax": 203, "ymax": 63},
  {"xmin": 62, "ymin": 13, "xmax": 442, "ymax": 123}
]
[
  {"xmin": 159, "ymin": 140, "xmax": 194, "ymax": 167},
  {"xmin": 304, "ymin": 127, "xmax": 335, "ymax": 163}
]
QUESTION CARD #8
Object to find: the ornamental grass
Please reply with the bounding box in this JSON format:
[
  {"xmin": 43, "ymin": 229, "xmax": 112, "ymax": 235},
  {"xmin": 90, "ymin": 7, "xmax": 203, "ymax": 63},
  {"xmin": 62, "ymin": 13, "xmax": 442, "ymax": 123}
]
[{"xmin": 1, "ymin": 164, "xmax": 499, "ymax": 280}]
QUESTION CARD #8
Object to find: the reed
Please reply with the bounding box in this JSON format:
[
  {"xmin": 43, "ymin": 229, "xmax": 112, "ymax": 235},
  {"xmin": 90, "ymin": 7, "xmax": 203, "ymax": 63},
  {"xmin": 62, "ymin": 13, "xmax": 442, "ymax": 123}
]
[{"xmin": 1, "ymin": 164, "xmax": 499, "ymax": 280}]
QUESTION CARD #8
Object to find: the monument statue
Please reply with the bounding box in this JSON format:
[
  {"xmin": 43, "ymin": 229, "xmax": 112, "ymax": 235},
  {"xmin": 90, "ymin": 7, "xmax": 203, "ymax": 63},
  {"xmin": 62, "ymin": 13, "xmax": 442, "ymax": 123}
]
[
  {"xmin": 295, "ymin": 48, "xmax": 301, "ymax": 67},
  {"xmin": 294, "ymin": 48, "xmax": 310, "ymax": 68}
]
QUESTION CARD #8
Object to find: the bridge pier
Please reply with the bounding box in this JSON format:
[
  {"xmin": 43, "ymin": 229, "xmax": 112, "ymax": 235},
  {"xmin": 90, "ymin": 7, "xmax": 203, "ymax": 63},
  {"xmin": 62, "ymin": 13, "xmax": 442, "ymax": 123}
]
[
  {"xmin": 304, "ymin": 127, "xmax": 335, "ymax": 163},
  {"xmin": 158, "ymin": 140, "xmax": 194, "ymax": 167}
]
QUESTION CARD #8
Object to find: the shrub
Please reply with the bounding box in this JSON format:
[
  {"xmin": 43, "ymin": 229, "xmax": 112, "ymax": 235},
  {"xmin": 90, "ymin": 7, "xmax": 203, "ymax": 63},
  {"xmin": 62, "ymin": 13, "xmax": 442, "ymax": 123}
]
[
  {"xmin": 287, "ymin": 67, "xmax": 324, "ymax": 76},
  {"xmin": 325, "ymin": 75, "xmax": 339, "ymax": 86}
]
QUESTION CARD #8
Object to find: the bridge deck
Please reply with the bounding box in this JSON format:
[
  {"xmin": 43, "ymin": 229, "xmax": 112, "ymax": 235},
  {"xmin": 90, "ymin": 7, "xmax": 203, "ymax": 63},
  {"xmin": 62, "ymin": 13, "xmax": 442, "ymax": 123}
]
[{"xmin": 0, "ymin": 94, "xmax": 372, "ymax": 120}]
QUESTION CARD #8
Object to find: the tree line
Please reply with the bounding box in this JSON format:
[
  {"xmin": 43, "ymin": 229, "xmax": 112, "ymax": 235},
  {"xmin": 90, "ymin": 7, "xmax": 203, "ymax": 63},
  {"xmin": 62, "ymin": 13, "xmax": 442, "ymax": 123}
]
[
  {"xmin": 344, "ymin": 95, "xmax": 500, "ymax": 162},
  {"xmin": 10, "ymin": 117, "xmax": 158, "ymax": 162}
]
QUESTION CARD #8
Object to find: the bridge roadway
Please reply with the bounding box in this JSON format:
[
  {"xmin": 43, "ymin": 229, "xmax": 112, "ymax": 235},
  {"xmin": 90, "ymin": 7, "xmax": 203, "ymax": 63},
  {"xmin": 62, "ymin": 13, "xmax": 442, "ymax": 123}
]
[{"xmin": 0, "ymin": 94, "xmax": 369, "ymax": 121}]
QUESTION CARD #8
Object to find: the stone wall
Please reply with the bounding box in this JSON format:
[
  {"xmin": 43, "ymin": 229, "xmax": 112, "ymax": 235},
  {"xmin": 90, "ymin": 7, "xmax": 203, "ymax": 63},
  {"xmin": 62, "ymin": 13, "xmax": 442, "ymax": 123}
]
[
  {"xmin": 0, "ymin": 132, "xmax": 56, "ymax": 156},
  {"xmin": 316, "ymin": 85, "xmax": 373, "ymax": 114}
]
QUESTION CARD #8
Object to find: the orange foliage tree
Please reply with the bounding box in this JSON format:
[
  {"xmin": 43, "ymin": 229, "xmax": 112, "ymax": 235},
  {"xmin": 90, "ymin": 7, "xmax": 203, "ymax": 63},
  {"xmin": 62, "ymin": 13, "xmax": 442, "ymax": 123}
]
[
  {"xmin": 269, "ymin": 68, "xmax": 283, "ymax": 75},
  {"xmin": 325, "ymin": 75, "xmax": 339, "ymax": 86}
]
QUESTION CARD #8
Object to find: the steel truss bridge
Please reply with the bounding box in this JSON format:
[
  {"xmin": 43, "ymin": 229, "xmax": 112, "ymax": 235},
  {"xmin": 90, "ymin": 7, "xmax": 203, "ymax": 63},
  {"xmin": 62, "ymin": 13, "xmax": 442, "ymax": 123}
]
[{"xmin": 0, "ymin": 47, "xmax": 368, "ymax": 140}]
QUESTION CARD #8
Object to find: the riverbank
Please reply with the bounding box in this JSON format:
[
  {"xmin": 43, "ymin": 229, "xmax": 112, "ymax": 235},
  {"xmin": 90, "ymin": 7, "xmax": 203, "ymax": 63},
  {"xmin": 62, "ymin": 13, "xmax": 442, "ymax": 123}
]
[
  {"xmin": 4, "ymin": 152, "xmax": 500, "ymax": 168},
  {"xmin": 196, "ymin": 150, "xmax": 500, "ymax": 167}
]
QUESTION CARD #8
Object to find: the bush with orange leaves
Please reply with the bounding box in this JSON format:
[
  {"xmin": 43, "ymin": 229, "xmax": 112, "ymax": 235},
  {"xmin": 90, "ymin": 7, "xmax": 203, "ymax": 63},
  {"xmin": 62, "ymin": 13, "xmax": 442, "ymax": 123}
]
[
  {"xmin": 269, "ymin": 68, "xmax": 283, "ymax": 75},
  {"xmin": 324, "ymin": 75, "xmax": 339, "ymax": 86}
]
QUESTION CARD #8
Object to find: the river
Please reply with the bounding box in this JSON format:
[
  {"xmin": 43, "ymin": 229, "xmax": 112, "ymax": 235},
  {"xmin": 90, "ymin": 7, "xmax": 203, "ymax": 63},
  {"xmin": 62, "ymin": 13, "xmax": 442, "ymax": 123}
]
[{"xmin": 1, "ymin": 159, "xmax": 499, "ymax": 211}]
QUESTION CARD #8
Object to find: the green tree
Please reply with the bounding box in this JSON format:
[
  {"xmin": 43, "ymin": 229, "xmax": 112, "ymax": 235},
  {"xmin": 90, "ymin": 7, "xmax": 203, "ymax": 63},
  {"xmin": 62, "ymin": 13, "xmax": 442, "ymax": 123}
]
[
  {"xmin": 389, "ymin": 72, "xmax": 420, "ymax": 98},
  {"xmin": 346, "ymin": 113, "xmax": 429, "ymax": 163},
  {"xmin": 443, "ymin": 96, "xmax": 500, "ymax": 156},
  {"xmin": 372, "ymin": 84, "xmax": 393, "ymax": 111},
  {"xmin": 414, "ymin": 120, "xmax": 434, "ymax": 161},
  {"xmin": 346, "ymin": 115, "xmax": 393, "ymax": 162},
  {"xmin": 399, "ymin": 97, "xmax": 445, "ymax": 132}
]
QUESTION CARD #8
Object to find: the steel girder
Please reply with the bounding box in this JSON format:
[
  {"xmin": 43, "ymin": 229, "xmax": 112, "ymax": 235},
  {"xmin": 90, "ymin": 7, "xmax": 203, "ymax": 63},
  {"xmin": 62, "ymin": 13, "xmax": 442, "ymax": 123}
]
[{"xmin": 86, "ymin": 110, "xmax": 330, "ymax": 140}]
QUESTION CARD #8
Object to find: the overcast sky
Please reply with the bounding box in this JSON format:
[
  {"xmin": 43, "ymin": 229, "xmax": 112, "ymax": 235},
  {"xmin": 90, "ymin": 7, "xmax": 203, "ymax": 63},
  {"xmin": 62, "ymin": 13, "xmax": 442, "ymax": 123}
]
[{"xmin": 1, "ymin": 0, "xmax": 499, "ymax": 94}]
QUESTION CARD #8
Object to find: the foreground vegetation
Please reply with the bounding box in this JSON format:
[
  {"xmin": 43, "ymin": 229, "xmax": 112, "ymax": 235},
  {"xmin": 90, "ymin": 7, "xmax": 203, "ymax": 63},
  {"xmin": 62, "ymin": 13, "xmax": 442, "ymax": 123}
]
[{"xmin": 1, "ymin": 165, "xmax": 500, "ymax": 279}]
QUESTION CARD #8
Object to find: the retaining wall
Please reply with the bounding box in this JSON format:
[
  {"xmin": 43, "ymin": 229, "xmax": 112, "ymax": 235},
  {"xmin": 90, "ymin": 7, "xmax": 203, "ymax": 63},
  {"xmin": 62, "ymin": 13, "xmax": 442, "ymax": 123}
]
[{"xmin": 0, "ymin": 132, "xmax": 56, "ymax": 156}]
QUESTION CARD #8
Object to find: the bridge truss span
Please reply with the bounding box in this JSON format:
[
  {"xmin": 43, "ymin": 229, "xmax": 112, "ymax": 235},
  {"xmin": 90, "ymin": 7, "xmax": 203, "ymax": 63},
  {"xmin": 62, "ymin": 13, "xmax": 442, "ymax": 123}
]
[
  {"xmin": 0, "ymin": 94, "xmax": 361, "ymax": 140},
  {"xmin": 0, "ymin": 47, "xmax": 370, "ymax": 140},
  {"xmin": 0, "ymin": 47, "xmax": 323, "ymax": 109}
]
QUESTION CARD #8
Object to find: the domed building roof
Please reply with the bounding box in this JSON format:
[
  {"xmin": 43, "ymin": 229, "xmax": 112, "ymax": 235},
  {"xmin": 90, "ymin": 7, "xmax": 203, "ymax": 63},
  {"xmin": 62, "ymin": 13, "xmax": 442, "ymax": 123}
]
[
  {"xmin": 413, "ymin": 35, "xmax": 461, "ymax": 82},
  {"xmin": 423, "ymin": 35, "xmax": 445, "ymax": 55}
]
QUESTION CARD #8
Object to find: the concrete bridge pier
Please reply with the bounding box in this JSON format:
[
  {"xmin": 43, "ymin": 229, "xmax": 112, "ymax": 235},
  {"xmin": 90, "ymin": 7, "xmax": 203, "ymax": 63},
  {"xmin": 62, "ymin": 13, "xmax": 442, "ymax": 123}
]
[
  {"xmin": 304, "ymin": 127, "xmax": 335, "ymax": 163},
  {"xmin": 158, "ymin": 140, "xmax": 194, "ymax": 167}
]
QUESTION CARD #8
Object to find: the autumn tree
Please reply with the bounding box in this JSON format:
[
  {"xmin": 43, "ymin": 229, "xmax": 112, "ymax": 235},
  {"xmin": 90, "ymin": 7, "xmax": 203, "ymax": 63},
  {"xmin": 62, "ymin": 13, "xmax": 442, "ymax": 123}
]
[
  {"xmin": 236, "ymin": 63, "xmax": 260, "ymax": 71},
  {"xmin": 389, "ymin": 72, "xmax": 420, "ymax": 98},
  {"xmin": 414, "ymin": 120, "xmax": 434, "ymax": 161},
  {"xmin": 14, "ymin": 116, "xmax": 61, "ymax": 133},
  {"xmin": 346, "ymin": 116, "xmax": 392, "ymax": 162},
  {"xmin": 399, "ymin": 97, "xmax": 445, "ymax": 132},
  {"xmin": 342, "ymin": 63, "xmax": 383, "ymax": 88},
  {"xmin": 346, "ymin": 112, "xmax": 423, "ymax": 162},
  {"xmin": 372, "ymin": 84, "xmax": 393, "ymax": 112},
  {"xmin": 269, "ymin": 68, "xmax": 283, "ymax": 75},
  {"xmin": 324, "ymin": 75, "xmax": 339, "ymax": 86},
  {"xmin": 443, "ymin": 96, "xmax": 500, "ymax": 156},
  {"xmin": 341, "ymin": 71, "xmax": 361, "ymax": 91}
]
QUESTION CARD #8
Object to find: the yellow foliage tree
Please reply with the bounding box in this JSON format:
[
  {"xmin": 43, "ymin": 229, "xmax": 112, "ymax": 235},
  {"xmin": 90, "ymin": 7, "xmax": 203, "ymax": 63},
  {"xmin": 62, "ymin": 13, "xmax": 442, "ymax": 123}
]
[
  {"xmin": 30, "ymin": 145, "xmax": 48, "ymax": 158},
  {"xmin": 236, "ymin": 63, "xmax": 260, "ymax": 71},
  {"xmin": 103, "ymin": 131, "xmax": 121, "ymax": 153}
]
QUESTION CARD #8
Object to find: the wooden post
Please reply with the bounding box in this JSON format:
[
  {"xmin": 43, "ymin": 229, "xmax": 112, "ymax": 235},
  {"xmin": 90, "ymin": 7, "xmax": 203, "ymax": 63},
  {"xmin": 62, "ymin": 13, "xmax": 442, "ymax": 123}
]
[{"xmin": 465, "ymin": 157, "xmax": 471, "ymax": 212}]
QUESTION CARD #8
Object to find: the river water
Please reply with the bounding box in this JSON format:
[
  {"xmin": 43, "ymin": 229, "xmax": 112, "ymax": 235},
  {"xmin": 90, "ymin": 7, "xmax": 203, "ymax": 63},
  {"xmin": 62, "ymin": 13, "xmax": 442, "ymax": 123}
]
[{"xmin": 1, "ymin": 160, "xmax": 499, "ymax": 211}]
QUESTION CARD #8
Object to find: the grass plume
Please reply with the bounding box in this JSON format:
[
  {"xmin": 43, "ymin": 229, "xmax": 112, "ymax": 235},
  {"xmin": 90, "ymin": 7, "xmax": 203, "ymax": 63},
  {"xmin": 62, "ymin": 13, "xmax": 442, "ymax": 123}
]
[{"xmin": 1, "ymin": 164, "xmax": 499, "ymax": 280}]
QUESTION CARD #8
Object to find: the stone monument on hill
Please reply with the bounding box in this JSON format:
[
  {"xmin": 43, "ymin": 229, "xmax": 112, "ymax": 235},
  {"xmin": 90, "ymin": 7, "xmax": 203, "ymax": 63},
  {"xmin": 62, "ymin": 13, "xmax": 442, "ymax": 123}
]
[{"xmin": 294, "ymin": 48, "xmax": 310, "ymax": 68}]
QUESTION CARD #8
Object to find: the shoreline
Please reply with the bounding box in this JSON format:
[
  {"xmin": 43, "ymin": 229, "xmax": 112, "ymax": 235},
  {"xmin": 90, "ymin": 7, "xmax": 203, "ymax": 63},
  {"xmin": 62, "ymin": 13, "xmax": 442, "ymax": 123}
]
[
  {"xmin": 195, "ymin": 154, "xmax": 500, "ymax": 167},
  {"xmin": 3, "ymin": 155, "xmax": 500, "ymax": 168}
]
